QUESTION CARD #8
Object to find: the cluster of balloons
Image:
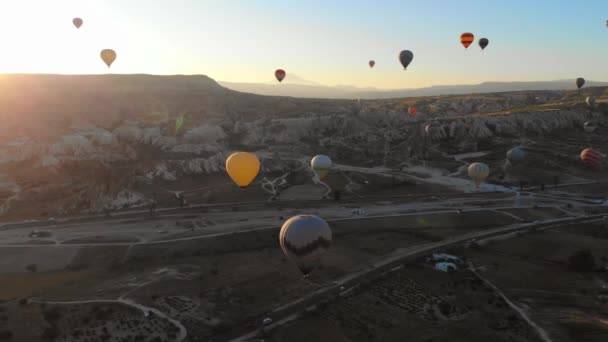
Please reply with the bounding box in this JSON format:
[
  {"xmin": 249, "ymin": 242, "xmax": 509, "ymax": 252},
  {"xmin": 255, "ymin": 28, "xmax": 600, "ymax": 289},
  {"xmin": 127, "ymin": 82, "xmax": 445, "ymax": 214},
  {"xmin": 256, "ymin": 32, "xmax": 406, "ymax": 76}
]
[
  {"xmin": 225, "ymin": 152, "xmax": 334, "ymax": 275},
  {"xmin": 359, "ymin": 33, "xmax": 487, "ymax": 78},
  {"xmin": 71, "ymin": 17, "xmax": 117, "ymax": 68},
  {"xmin": 460, "ymin": 33, "xmax": 489, "ymax": 51}
]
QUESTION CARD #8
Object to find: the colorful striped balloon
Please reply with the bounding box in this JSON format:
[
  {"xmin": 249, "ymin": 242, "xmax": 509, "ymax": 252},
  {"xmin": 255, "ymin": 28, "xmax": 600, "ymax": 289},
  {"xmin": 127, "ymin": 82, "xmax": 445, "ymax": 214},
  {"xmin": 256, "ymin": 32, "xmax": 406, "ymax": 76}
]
[
  {"xmin": 460, "ymin": 32, "xmax": 475, "ymax": 49},
  {"xmin": 581, "ymin": 148, "xmax": 602, "ymax": 168}
]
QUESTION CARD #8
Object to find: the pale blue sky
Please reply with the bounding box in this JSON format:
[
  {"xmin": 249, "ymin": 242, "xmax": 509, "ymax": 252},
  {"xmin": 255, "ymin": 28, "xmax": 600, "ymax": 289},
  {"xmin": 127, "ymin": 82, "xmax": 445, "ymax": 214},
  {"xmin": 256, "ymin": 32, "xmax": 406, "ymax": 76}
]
[{"xmin": 1, "ymin": 0, "xmax": 607, "ymax": 88}]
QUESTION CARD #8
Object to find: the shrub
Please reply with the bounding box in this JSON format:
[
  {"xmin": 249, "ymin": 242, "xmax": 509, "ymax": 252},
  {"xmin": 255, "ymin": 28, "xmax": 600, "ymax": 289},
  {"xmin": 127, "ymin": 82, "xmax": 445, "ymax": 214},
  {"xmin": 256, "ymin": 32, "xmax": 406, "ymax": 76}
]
[
  {"xmin": 569, "ymin": 249, "xmax": 596, "ymax": 273},
  {"xmin": 0, "ymin": 330, "xmax": 13, "ymax": 340}
]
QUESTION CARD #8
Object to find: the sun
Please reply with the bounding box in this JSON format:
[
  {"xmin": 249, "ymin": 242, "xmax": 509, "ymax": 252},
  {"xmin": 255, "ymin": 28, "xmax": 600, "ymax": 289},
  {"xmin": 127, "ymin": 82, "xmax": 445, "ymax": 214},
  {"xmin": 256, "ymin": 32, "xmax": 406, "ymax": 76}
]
[{"xmin": 0, "ymin": 0, "xmax": 132, "ymax": 74}]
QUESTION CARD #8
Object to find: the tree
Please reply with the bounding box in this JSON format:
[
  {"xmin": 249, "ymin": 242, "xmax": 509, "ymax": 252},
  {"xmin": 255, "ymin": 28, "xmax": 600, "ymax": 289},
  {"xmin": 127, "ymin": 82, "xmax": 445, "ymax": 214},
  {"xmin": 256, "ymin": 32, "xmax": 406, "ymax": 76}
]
[
  {"xmin": 0, "ymin": 330, "xmax": 13, "ymax": 340},
  {"xmin": 569, "ymin": 249, "xmax": 596, "ymax": 273}
]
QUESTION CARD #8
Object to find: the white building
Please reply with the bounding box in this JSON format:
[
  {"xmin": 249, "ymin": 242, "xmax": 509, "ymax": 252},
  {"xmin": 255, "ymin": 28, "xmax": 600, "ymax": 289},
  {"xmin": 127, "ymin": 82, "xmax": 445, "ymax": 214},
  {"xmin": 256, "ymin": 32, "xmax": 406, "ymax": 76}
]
[{"xmin": 435, "ymin": 262, "xmax": 458, "ymax": 272}]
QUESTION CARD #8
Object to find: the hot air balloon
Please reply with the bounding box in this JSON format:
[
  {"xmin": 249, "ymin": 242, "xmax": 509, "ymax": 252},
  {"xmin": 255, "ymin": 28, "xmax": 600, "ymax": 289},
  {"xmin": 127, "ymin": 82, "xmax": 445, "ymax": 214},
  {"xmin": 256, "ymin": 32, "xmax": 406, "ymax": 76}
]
[
  {"xmin": 310, "ymin": 155, "xmax": 332, "ymax": 179},
  {"xmin": 583, "ymin": 121, "xmax": 597, "ymax": 133},
  {"xmin": 398, "ymin": 50, "xmax": 414, "ymax": 70},
  {"xmin": 606, "ymin": 20, "xmax": 608, "ymax": 28},
  {"xmin": 468, "ymin": 162, "xmax": 489, "ymax": 188},
  {"xmin": 225, "ymin": 152, "xmax": 261, "ymax": 188},
  {"xmin": 581, "ymin": 148, "xmax": 602, "ymax": 168},
  {"xmin": 408, "ymin": 107, "xmax": 417, "ymax": 117},
  {"xmin": 72, "ymin": 18, "xmax": 83, "ymax": 29},
  {"xmin": 100, "ymin": 49, "xmax": 117, "ymax": 68},
  {"xmin": 507, "ymin": 147, "xmax": 525, "ymax": 164},
  {"xmin": 279, "ymin": 215, "xmax": 332, "ymax": 276},
  {"xmin": 460, "ymin": 32, "xmax": 475, "ymax": 49},
  {"xmin": 275, "ymin": 69, "xmax": 286, "ymax": 83},
  {"xmin": 369, "ymin": 60, "xmax": 375, "ymax": 68},
  {"xmin": 576, "ymin": 78, "xmax": 585, "ymax": 89},
  {"xmin": 586, "ymin": 96, "xmax": 597, "ymax": 109},
  {"xmin": 584, "ymin": 121, "xmax": 597, "ymax": 133},
  {"xmin": 478, "ymin": 38, "xmax": 489, "ymax": 51}
]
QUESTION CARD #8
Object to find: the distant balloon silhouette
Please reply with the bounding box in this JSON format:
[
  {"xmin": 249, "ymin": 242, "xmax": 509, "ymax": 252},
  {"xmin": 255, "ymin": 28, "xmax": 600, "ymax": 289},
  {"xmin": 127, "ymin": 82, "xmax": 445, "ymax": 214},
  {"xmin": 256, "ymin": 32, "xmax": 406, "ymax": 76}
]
[
  {"xmin": 275, "ymin": 69, "xmax": 286, "ymax": 82},
  {"xmin": 398, "ymin": 50, "xmax": 414, "ymax": 70},
  {"xmin": 72, "ymin": 18, "xmax": 83, "ymax": 29},
  {"xmin": 460, "ymin": 32, "xmax": 474, "ymax": 49},
  {"xmin": 369, "ymin": 60, "xmax": 375, "ymax": 68},
  {"xmin": 408, "ymin": 107, "xmax": 417, "ymax": 117},
  {"xmin": 100, "ymin": 49, "xmax": 117, "ymax": 68},
  {"xmin": 478, "ymin": 38, "xmax": 489, "ymax": 51},
  {"xmin": 576, "ymin": 77, "xmax": 585, "ymax": 89}
]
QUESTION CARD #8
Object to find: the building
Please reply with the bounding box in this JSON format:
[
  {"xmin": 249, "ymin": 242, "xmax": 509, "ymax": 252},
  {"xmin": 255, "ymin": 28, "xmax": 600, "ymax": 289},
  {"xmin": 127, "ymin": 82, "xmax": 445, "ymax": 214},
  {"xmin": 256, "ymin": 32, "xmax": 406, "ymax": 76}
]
[{"xmin": 435, "ymin": 262, "xmax": 458, "ymax": 272}]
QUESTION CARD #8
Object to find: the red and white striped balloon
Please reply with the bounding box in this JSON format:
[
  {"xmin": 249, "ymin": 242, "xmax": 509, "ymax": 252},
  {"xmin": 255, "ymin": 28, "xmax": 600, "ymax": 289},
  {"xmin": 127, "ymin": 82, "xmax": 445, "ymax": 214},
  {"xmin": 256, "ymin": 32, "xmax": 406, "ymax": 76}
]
[{"xmin": 581, "ymin": 148, "xmax": 603, "ymax": 168}]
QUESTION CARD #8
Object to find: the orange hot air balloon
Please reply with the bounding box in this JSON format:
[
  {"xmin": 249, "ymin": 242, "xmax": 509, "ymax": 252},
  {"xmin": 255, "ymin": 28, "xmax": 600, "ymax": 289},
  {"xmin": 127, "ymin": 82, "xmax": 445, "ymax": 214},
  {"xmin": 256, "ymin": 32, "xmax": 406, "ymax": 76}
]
[
  {"xmin": 408, "ymin": 107, "xmax": 417, "ymax": 117},
  {"xmin": 225, "ymin": 152, "xmax": 261, "ymax": 188},
  {"xmin": 581, "ymin": 148, "xmax": 603, "ymax": 168},
  {"xmin": 275, "ymin": 69, "xmax": 286, "ymax": 82},
  {"xmin": 460, "ymin": 32, "xmax": 475, "ymax": 49},
  {"xmin": 100, "ymin": 49, "xmax": 117, "ymax": 68}
]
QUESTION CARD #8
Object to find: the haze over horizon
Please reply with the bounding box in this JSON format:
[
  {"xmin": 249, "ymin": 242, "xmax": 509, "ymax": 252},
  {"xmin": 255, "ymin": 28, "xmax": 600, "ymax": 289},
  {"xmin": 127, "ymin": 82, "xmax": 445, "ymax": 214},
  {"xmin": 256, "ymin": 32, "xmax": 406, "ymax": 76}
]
[{"xmin": 1, "ymin": 0, "xmax": 607, "ymax": 89}]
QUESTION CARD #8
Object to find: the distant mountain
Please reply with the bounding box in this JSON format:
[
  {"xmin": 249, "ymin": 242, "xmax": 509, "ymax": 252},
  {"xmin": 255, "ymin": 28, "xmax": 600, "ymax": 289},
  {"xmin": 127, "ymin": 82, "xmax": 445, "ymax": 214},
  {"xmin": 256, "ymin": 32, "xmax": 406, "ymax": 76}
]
[{"xmin": 220, "ymin": 79, "xmax": 608, "ymax": 99}]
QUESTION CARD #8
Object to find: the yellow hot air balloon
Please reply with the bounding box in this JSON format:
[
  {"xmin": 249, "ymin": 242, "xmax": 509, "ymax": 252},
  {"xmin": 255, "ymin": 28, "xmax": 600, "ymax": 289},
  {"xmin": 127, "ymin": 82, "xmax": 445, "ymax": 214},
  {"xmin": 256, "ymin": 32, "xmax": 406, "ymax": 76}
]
[
  {"xmin": 226, "ymin": 152, "xmax": 261, "ymax": 188},
  {"xmin": 100, "ymin": 49, "xmax": 117, "ymax": 68}
]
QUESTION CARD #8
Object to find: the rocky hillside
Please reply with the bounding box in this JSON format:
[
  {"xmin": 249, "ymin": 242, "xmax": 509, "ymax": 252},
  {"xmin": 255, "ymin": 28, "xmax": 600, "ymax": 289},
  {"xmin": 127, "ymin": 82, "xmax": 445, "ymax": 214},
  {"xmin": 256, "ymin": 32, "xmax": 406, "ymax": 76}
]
[{"xmin": 0, "ymin": 74, "xmax": 606, "ymax": 219}]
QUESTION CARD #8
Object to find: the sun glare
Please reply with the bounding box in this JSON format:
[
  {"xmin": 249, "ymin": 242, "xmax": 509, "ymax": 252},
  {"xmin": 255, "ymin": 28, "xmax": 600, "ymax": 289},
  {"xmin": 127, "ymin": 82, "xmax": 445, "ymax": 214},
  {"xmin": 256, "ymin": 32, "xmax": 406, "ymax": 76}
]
[{"xmin": 0, "ymin": 0, "xmax": 134, "ymax": 74}]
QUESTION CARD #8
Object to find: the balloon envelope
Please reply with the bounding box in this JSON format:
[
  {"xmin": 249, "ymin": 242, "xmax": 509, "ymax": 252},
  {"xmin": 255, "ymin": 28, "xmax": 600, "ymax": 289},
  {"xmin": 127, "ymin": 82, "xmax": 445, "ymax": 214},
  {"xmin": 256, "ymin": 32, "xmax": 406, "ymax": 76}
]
[
  {"xmin": 507, "ymin": 147, "xmax": 525, "ymax": 164},
  {"xmin": 576, "ymin": 78, "xmax": 585, "ymax": 89},
  {"xmin": 311, "ymin": 155, "xmax": 332, "ymax": 179},
  {"xmin": 369, "ymin": 60, "xmax": 375, "ymax": 68},
  {"xmin": 584, "ymin": 121, "xmax": 597, "ymax": 133},
  {"xmin": 72, "ymin": 18, "xmax": 83, "ymax": 29},
  {"xmin": 225, "ymin": 152, "xmax": 261, "ymax": 188},
  {"xmin": 398, "ymin": 50, "xmax": 414, "ymax": 70},
  {"xmin": 478, "ymin": 38, "xmax": 489, "ymax": 50},
  {"xmin": 279, "ymin": 215, "xmax": 332, "ymax": 275},
  {"xmin": 100, "ymin": 49, "xmax": 117, "ymax": 68},
  {"xmin": 460, "ymin": 32, "xmax": 475, "ymax": 49},
  {"xmin": 468, "ymin": 162, "xmax": 489, "ymax": 188},
  {"xmin": 275, "ymin": 69, "xmax": 286, "ymax": 82},
  {"xmin": 408, "ymin": 107, "xmax": 417, "ymax": 117},
  {"xmin": 581, "ymin": 148, "xmax": 602, "ymax": 168}
]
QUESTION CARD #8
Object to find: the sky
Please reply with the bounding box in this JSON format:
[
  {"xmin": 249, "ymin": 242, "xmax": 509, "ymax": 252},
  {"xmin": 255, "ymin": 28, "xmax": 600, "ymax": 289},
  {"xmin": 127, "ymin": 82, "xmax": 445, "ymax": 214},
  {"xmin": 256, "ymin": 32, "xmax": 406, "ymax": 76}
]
[{"xmin": 0, "ymin": 0, "xmax": 607, "ymax": 89}]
